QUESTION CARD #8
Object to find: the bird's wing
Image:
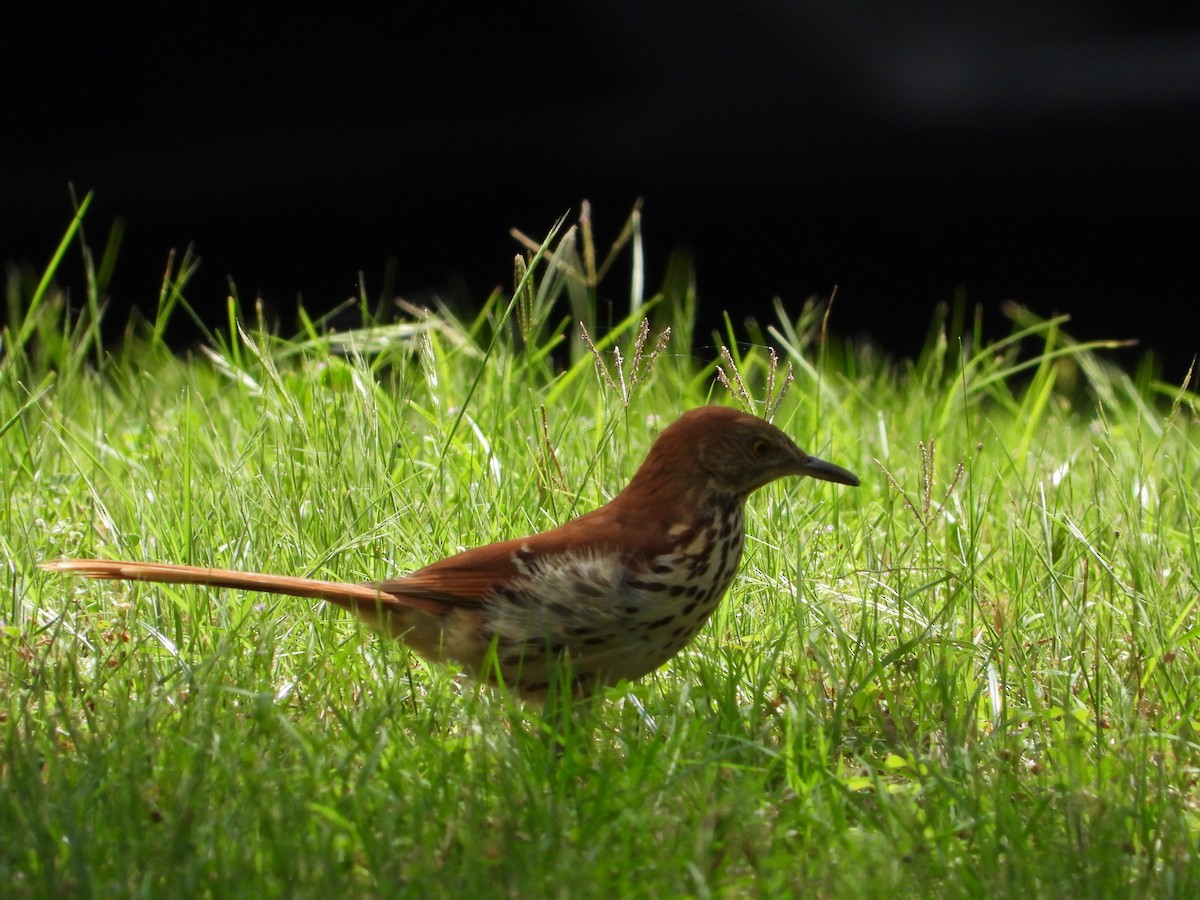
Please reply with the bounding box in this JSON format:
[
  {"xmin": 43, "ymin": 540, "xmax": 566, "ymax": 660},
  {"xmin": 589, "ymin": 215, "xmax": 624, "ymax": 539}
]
[
  {"xmin": 365, "ymin": 537, "xmax": 529, "ymax": 607},
  {"xmin": 364, "ymin": 510, "xmax": 675, "ymax": 609}
]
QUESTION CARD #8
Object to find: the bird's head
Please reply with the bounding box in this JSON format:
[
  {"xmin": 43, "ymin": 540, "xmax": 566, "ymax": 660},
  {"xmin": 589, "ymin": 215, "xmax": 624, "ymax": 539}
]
[{"xmin": 634, "ymin": 406, "xmax": 860, "ymax": 499}]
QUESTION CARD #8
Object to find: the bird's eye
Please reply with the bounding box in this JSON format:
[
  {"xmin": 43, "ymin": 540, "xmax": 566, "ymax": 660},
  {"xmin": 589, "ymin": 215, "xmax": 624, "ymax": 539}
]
[{"xmin": 751, "ymin": 438, "xmax": 770, "ymax": 457}]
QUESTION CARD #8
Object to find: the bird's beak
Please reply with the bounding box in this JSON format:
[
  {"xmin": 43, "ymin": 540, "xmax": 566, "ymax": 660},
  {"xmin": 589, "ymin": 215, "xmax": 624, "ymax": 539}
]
[{"xmin": 796, "ymin": 455, "xmax": 860, "ymax": 487}]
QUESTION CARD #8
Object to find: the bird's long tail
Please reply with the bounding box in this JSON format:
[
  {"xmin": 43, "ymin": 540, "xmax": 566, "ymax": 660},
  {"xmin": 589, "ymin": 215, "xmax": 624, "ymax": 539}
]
[{"xmin": 38, "ymin": 558, "xmax": 441, "ymax": 615}]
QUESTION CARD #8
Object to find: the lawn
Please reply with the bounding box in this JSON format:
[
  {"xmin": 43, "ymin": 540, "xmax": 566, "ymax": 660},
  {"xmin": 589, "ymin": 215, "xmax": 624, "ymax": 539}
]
[{"xmin": 3, "ymin": 201, "xmax": 1198, "ymax": 897}]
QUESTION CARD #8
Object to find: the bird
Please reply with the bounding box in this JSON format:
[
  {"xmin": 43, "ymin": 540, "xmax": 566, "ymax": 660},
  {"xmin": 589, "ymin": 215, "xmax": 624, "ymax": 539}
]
[{"xmin": 41, "ymin": 406, "xmax": 859, "ymax": 697}]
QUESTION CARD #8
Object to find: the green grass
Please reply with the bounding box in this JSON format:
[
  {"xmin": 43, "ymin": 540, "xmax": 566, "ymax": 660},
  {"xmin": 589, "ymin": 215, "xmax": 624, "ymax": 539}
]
[{"xmin": 3, "ymin": 202, "xmax": 1199, "ymax": 897}]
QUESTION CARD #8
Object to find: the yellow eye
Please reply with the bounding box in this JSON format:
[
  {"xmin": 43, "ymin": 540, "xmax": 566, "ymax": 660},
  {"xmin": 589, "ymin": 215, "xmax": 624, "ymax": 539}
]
[{"xmin": 751, "ymin": 438, "xmax": 770, "ymax": 457}]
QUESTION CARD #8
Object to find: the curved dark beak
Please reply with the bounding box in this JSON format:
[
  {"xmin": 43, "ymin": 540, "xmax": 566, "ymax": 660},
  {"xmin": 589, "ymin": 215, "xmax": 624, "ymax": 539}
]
[{"xmin": 797, "ymin": 455, "xmax": 860, "ymax": 487}]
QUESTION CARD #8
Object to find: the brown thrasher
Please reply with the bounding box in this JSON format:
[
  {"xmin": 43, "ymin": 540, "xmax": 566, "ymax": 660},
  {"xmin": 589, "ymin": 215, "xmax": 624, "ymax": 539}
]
[{"xmin": 41, "ymin": 406, "xmax": 858, "ymax": 697}]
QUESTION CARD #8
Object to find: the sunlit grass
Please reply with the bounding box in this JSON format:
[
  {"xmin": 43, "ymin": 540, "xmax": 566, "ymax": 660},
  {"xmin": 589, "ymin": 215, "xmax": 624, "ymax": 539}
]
[{"xmin": 3, "ymin": 199, "xmax": 1198, "ymax": 897}]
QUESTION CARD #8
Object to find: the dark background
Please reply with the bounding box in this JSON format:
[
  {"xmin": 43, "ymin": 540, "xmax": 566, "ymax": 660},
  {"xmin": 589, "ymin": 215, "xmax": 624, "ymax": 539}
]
[{"xmin": 5, "ymin": 5, "xmax": 1199, "ymax": 380}]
